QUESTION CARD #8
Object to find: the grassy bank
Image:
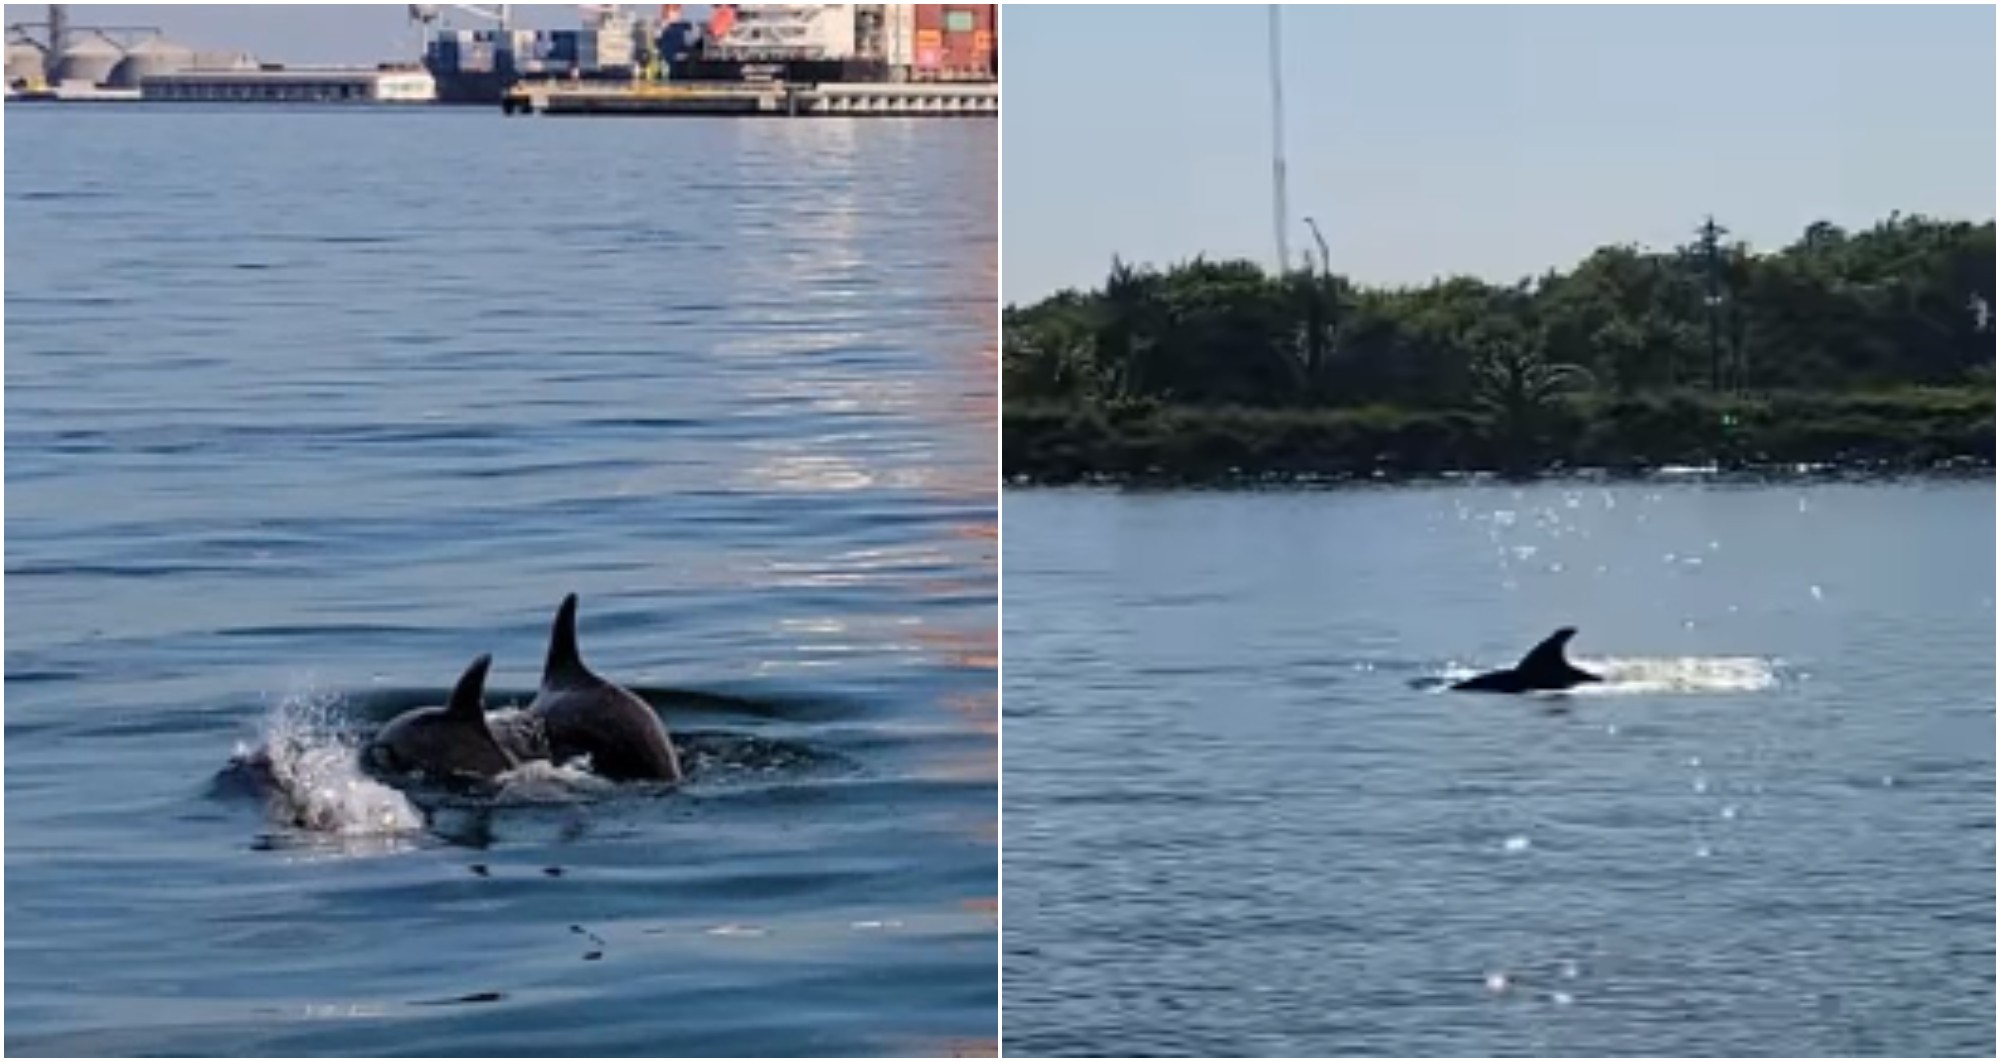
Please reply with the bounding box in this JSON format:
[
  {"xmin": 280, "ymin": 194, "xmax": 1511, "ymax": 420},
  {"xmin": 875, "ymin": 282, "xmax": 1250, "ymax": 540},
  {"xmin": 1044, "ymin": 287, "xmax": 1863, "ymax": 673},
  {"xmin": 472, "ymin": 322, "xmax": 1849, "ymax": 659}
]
[{"xmin": 1003, "ymin": 388, "xmax": 1995, "ymax": 485}]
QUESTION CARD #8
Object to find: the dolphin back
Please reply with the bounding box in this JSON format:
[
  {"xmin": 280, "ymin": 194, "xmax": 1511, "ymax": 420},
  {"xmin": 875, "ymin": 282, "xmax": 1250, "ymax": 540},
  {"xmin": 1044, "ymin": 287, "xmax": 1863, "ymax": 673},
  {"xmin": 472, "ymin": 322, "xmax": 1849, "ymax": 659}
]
[
  {"xmin": 543, "ymin": 593, "xmax": 591, "ymax": 688},
  {"xmin": 529, "ymin": 592, "xmax": 683, "ymax": 783},
  {"xmin": 1450, "ymin": 669, "xmax": 1527, "ymax": 693},
  {"xmin": 1449, "ymin": 627, "xmax": 1600, "ymax": 693},
  {"xmin": 368, "ymin": 653, "xmax": 516, "ymax": 780},
  {"xmin": 446, "ymin": 654, "xmax": 494, "ymax": 720}
]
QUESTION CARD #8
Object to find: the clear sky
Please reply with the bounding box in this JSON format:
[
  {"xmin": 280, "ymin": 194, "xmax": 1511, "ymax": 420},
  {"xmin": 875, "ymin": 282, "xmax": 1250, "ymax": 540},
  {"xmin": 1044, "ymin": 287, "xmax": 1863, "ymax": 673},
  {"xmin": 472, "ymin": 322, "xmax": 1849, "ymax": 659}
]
[{"xmin": 1002, "ymin": 4, "xmax": 1996, "ymax": 304}]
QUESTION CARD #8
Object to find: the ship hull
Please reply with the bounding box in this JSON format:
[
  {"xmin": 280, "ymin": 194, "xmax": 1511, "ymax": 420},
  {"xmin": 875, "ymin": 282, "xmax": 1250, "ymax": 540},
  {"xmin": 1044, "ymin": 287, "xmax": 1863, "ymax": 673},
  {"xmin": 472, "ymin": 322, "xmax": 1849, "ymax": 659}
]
[
  {"xmin": 668, "ymin": 57, "xmax": 891, "ymax": 84},
  {"xmin": 429, "ymin": 70, "xmax": 513, "ymax": 104}
]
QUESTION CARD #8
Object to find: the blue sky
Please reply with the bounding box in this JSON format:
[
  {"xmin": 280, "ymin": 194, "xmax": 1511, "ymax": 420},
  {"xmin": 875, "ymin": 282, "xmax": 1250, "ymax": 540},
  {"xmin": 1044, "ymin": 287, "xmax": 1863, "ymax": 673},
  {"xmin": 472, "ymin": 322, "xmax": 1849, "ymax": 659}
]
[{"xmin": 1002, "ymin": 4, "xmax": 1996, "ymax": 303}]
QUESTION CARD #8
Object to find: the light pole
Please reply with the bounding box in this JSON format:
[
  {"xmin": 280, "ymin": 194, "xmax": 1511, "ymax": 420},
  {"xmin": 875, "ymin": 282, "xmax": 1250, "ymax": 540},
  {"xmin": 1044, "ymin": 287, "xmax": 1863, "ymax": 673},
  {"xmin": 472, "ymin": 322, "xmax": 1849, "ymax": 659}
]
[
  {"xmin": 1304, "ymin": 215, "xmax": 1330, "ymax": 278},
  {"xmin": 1269, "ymin": 5, "xmax": 1290, "ymax": 276}
]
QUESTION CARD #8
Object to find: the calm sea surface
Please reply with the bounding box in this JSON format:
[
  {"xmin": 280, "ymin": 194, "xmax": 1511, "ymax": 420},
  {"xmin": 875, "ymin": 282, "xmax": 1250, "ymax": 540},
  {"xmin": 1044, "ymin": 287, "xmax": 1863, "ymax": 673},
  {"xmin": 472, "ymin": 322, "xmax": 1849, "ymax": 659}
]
[
  {"xmin": 1003, "ymin": 479, "xmax": 1993, "ymax": 1057},
  {"xmin": 7, "ymin": 106, "xmax": 996, "ymax": 1056}
]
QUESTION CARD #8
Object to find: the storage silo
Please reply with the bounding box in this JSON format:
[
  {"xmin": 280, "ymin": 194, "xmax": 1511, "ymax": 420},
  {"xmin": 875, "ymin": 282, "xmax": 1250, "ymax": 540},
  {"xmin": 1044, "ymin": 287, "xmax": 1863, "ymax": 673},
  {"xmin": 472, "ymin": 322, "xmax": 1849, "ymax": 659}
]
[
  {"xmin": 49, "ymin": 32, "xmax": 122, "ymax": 86},
  {"xmin": 6, "ymin": 39, "xmax": 46, "ymax": 86},
  {"xmin": 108, "ymin": 36, "xmax": 194, "ymax": 88}
]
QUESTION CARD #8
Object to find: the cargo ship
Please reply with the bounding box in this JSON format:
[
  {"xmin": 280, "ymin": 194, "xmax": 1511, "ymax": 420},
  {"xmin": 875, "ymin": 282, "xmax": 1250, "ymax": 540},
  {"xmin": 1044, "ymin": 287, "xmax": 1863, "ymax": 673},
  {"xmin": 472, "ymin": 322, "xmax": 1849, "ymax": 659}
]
[{"xmin": 414, "ymin": 3, "xmax": 995, "ymax": 106}]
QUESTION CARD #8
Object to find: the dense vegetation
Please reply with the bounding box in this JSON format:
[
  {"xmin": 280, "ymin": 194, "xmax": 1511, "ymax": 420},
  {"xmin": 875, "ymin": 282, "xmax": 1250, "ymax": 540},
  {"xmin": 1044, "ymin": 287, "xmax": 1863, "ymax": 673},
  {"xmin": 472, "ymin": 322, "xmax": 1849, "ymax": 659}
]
[{"xmin": 1005, "ymin": 214, "xmax": 1995, "ymax": 482}]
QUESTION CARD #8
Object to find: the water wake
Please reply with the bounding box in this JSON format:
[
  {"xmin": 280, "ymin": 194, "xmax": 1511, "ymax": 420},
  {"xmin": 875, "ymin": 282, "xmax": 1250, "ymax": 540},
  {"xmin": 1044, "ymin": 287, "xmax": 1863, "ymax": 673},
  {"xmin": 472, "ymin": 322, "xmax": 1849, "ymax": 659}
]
[{"xmin": 1576, "ymin": 655, "xmax": 1780, "ymax": 694}]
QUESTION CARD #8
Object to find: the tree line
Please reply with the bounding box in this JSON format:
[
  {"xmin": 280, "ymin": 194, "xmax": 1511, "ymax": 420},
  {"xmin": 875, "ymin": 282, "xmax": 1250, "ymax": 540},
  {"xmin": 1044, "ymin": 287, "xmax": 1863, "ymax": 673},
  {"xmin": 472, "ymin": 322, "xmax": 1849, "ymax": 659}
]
[{"xmin": 1004, "ymin": 214, "xmax": 1994, "ymax": 480}]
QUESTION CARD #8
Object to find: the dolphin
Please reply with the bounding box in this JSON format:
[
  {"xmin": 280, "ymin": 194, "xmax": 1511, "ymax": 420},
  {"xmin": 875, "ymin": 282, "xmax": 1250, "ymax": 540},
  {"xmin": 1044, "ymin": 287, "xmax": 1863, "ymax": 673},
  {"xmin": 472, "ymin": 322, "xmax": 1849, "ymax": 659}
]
[
  {"xmin": 366, "ymin": 654, "xmax": 519, "ymax": 780},
  {"xmin": 1450, "ymin": 627, "xmax": 1603, "ymax": 693},
  {"xmin": 528, "ymin": 594, "xmax": 684, "ymax": 783}
]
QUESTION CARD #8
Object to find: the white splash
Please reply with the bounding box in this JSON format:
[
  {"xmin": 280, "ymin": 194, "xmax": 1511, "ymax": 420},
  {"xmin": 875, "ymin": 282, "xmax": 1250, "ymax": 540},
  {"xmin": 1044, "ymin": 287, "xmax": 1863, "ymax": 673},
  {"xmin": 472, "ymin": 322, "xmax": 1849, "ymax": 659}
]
[
  {"xmin": 250, "ymin": 690, "xmax": 424, "ymax": 838},
  {"xmin": 492, "ymin": 756, "xmax": 612, "ymax": 803}
]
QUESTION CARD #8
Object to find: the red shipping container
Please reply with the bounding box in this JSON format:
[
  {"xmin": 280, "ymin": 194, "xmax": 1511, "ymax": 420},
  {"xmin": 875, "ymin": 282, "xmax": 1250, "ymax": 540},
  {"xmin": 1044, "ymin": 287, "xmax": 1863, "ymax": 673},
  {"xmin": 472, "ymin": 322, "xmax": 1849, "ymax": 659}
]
[
  {"xmin": 943, "ymin": 4, "xmax": 994, "ymax": 72},
  {"xmin": 911, "ymin": 5, "xmax": 993, "ymax": 78},
  {"xmin": 950, "ymin": 6, "xmax": 993, "ymax": 23},
  {"xmin": 942, "ymin": 35, "xmax": 988, "ymax": 71},
  {"xmin": 916, "ymin": 6, "xmax": 993, "ymax": 36}
]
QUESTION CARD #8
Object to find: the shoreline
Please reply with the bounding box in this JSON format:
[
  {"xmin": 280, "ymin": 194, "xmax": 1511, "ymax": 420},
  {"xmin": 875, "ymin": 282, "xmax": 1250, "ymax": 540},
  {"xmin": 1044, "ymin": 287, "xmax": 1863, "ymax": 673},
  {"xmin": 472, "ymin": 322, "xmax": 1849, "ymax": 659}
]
[
  {"xmin": 1004, "ymin": 390, "xmax": 1994, "ymax": 487},
  {"xmin": 1006, "ymin": 460, "xmax": 1996, "ymax": 490}
]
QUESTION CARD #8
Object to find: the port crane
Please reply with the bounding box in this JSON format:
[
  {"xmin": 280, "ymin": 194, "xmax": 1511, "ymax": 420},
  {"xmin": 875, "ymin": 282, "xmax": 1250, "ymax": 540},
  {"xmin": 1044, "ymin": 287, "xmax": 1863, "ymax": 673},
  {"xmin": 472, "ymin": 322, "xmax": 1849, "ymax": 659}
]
[
  {"xmin": 407, "ymin": 4, "xmax": 515, "ymax": 31},
  {"xmin": 7, "ymin": 5, "xmax": 161, "ymax": 55},
  {"xmin": 406, "ymin": 4, "xmax": 642, "ymax": 31}
]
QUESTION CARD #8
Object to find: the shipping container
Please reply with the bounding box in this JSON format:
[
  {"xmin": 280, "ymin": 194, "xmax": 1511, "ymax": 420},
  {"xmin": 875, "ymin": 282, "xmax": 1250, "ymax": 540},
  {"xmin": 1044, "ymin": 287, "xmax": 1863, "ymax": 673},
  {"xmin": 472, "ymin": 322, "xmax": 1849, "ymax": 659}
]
[
  {"xmin": 942, "ymin": 33, "xmax": 989, "ymax": 73},
  {"xmin": 597, "ymin": 35, "xmax": 634, "ymax": 63},
  {"xmin": 905, "ymin": 4, "xmax": 994, "ymax": 79},
  {"xmin": 882, "ymin": 4, "xmax": 917, "ymax": 68},
  {"xmin": 943, "ymin": 5, "xmax": 995, "ymax": 35}
]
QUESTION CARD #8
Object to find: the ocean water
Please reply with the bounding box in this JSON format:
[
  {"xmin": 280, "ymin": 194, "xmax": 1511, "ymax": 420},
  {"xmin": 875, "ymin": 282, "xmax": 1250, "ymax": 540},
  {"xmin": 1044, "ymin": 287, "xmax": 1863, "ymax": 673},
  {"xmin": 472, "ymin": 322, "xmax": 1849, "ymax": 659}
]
[
  {"xmin": 1003, "ymin": 478, "xmax": 1993, "ymax": 1057},
  {"xmin": 6, "ymin": 106, "xmax": 996, "ymax": 1056}
]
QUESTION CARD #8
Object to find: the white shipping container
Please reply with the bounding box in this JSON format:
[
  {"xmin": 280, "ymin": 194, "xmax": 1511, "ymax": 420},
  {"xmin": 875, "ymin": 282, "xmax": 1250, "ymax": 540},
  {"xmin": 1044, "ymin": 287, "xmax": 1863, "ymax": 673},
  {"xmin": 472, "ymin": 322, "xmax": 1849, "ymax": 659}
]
[{"xmin": 884, "ymin": 3, "xmax": 916, "ymax": 67}]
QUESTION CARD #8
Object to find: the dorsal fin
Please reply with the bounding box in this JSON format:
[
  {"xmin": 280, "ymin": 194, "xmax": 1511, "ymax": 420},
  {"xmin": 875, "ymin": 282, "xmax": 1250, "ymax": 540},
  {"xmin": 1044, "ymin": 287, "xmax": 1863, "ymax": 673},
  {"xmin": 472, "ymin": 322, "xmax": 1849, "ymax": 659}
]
[
  {"xmin": 1516, "ymin": 627, "xmax": 1579, "ymax": 676},
  {"xmin": 543, "ymin": 593, "xmax": 589, "ymax": 686},
  {"xmin": 446, "ymin": 654, "xmax": 493, "ymax": 720}
]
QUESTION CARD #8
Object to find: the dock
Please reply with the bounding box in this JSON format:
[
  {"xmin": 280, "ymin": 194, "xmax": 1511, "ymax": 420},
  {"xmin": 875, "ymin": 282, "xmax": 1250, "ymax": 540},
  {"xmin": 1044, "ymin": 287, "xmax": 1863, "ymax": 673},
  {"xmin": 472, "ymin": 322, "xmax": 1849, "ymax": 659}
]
[
  {"xmin": 502, "ymin": 80, "xmax": 996, "ymax": 118},
  {"xmin": 7, "ymin": 83, "xmax": 141, "ymax": 103}
]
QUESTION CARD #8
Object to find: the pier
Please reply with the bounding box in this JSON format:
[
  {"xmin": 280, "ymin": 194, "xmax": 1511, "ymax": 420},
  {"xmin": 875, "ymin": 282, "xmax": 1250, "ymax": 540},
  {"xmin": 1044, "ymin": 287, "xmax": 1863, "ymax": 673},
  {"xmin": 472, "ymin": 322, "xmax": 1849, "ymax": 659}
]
[{"xmin": 502, "ymin": 79, "xmax": 996, "ymax": 118}]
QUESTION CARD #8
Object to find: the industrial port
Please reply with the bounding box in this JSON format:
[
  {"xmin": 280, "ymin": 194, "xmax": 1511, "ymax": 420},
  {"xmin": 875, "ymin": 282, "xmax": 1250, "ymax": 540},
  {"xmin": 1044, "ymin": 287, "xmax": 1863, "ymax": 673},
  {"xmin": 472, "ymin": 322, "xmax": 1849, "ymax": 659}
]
[{"xmin": 5, "ymin": 4, "xmax": 997, "ymax": 115}]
